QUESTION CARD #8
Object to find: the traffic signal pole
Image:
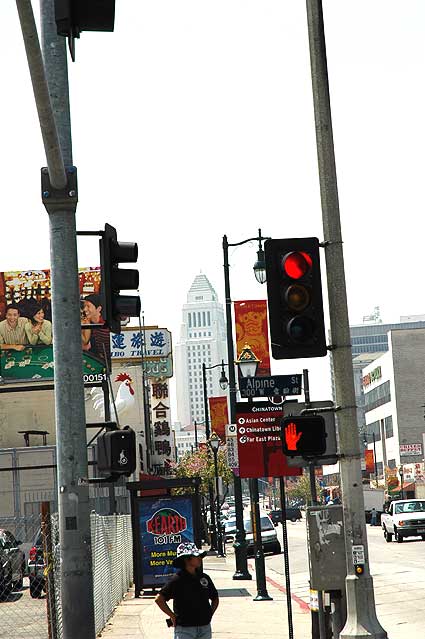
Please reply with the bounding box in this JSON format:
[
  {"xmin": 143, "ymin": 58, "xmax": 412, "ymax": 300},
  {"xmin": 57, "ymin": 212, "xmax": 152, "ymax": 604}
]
[
  {"xmin": 17, "ymin": 2, "xmax": 96, "ymax": 638},
  {"xmin": 305, "ymin": 2, "xmax": 387, "ymax": 637}
]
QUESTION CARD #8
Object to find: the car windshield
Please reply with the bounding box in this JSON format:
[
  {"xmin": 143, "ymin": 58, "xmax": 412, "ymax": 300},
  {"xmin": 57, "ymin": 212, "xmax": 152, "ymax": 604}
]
[
  {"xmin": 224, "ymin": 519, "xmax": 237, "ymax": 531},
  {"xmin": 394, "ymin": 501, "xmax": 425, "ymax": 514},
  {"xmin": 244, "ymin": 517, "xmax": 274, "ymax": 533}
]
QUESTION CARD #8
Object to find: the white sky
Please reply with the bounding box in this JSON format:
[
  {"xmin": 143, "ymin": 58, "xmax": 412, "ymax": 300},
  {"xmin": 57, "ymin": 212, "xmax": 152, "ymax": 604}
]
[{"xmin": 2, "ymin": 1, "xmax": 425, "ymax": 406}]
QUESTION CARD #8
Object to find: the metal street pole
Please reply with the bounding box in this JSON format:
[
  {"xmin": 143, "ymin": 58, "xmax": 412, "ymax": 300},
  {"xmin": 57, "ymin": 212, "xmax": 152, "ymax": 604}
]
[
  {"xmin": 279, "ymin": 476, "xmax": 294, "ymax": 639},
  {"xmin": 373, "ymin": 433, "xmax": 379, "ymax": 489},
  {"xmin": 194, "ymin": 420, "xmax": 199, "ymax": 449},
  {"xmin": 202, "ymin": 363, "xmax": 218, "ymax": 551},
  {"xmin": 16, "ymin": 2, "xmax": 96, "ymax": 638},
  {"xmin": 212, "ymin": 448, "xmax": 225, "ymax": 557},
  {"xmin": 223, "ymin": 235, "xmax": 251, "ymax": 580},
  {"xmin": 305, "ymin": 3, "xmax": 387, "ymax": 637},
  {"xmin": 250, "ymin": 478, "xmax": 272, "ymax": 601}
]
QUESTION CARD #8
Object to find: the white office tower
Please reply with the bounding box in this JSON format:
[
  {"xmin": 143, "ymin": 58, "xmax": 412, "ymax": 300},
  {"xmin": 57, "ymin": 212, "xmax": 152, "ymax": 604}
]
[{"xmin": 176, "ymin": 274, "xmax": 228, "ymax": 430}]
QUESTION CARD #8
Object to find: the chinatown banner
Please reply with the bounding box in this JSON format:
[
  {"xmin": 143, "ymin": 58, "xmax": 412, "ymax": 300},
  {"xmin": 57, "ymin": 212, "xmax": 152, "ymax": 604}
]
[
  {"xmin": 234, "ymin": 300, "xmax": 271, "ymax": 376},
  {"xmin": 365, "ymin": 449, "xmax": 375, "ymax": 474},
  {"xmin": 0, "ymin": 266, "xmax": 109, "ymax": 381},
  {"xmin": 209, "ymin": 396, "xmax": 229, "ymax": 443},
  {"xmin": 136, "ymin": 495, "xmax": 195, "ymax": 588}
]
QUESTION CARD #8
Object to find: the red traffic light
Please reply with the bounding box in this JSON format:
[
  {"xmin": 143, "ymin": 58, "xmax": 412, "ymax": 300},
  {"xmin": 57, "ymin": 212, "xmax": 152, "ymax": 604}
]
[{"xmin": 282, "ymin": 252, "xmax": 312, "ymax": 279}]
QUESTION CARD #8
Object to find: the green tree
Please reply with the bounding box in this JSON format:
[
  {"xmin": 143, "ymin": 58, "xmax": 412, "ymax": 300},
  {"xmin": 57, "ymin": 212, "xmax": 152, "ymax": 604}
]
[
  {"xmin": 171, "ymin": 447, "xmax": 233, "ymax": 497},
  {"xmin": 286, "ymin": 472, "xmax": 321, "ymax": 505}
]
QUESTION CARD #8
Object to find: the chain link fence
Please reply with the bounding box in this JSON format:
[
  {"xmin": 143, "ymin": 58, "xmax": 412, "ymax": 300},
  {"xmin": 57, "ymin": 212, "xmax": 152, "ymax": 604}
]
[{"xmin": 0, "ymin": 507, "xmax": 133, "ymax": 639}]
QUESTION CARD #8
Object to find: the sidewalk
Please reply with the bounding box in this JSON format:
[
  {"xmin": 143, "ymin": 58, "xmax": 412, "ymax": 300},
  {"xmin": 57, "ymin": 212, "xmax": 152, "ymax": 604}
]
[{"xmin": 99, "ymin": 553, "xmax": 311, "ymax": 639}]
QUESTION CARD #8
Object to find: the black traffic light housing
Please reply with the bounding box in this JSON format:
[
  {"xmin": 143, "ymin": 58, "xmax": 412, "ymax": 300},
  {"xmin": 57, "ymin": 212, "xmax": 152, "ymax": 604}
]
[
  {"xmin": 264, "ymin": 237, "xmax": 327, "ymax": 359},
  {"xmin": 55, "ymin": 1, "xmax": 115, "ymax": 60},
  {"xmin": 97, "ymin": 426, "xmax": 136, "ymax": 477},
  {"xmin": 281, "ymin": 415, "xmax": 327, "ymax": 458},
  {"xmin": 100, "ymin": 223, "xmax": 140, "ymax": 334}
]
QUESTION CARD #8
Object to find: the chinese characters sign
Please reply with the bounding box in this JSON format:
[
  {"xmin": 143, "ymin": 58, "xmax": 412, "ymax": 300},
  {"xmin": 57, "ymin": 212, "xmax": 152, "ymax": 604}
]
[
  {"xmin": 111, "ymin": 327, "xmax": 172, "ymax": 360},
  {"xmin": 234, "ymin": 300, "xmax": 271, "ymax": 376},
  {"xmin": 150, "ymin": 378, "xmax": 174, "ymax": 475},
  {"xmin": 400, "ymin": 443, "xmax": 423, "ymax": 457},
  {"xmin": 209, "ymin": 396, "xmax": 229, "ymax": 443}
]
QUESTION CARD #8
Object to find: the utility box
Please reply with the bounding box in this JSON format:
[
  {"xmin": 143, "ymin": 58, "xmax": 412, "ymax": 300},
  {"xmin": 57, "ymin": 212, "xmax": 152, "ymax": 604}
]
[{"xmin": 306, "ymin": 505, "xmax": 346, "ymax": 590}]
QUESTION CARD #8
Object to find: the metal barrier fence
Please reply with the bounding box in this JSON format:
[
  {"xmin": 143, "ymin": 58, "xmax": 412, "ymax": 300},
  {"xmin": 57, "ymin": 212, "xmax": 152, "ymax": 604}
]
[{"xmin": 0, "ymin": 509, "xmax": 133, "ymax": 638}]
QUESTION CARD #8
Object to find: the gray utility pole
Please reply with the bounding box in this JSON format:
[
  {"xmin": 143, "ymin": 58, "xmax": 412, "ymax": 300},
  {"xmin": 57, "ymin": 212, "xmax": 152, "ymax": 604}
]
[
  {"xmin": 305, "ymin": 2, "xmax": 387, "ymax": 638},
  {"xmin": 16, "ymin": 1, "xmax": 96, "ymax": 638}
]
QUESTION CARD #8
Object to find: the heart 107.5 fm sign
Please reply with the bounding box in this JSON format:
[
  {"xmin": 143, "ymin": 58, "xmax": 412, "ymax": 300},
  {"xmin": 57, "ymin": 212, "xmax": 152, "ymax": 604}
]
[{"xmin": 137, "ymin": 496, "xmax": 195, "ymax": 588}]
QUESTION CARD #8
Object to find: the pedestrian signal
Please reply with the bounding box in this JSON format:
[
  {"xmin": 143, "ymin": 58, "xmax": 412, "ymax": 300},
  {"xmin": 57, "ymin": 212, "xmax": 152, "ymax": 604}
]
[
  {"xmin": 97, "ymin": 426, "xmax": 136, "ymax": 477},
  {"xmin": 281, "ymin": 416, "xmax": 327, "ymax": 458}
]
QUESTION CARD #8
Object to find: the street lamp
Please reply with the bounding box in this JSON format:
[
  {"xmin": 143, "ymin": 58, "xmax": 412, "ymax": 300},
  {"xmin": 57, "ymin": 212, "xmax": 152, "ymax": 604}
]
[
  {"xmin": 208, "ymin": 432, "xmax": 225, "ymax": 558},
  {"xmin": 202, "ymin": 359, "xmax": 229, "ymax": 552},
  {"xmin": 223, "ymin": 229, "xmax": 270, "ymax": 581},
  {"xmin": 399, "ymin": 464, "xmax": 404, "ymax": 500},
  {"xmin": 236, "ymin": 344, "xmax": 261, "ymax": 378},
  {"xmin": 253, "ymin": 229, "xmax": 267, "ymax": 284}
]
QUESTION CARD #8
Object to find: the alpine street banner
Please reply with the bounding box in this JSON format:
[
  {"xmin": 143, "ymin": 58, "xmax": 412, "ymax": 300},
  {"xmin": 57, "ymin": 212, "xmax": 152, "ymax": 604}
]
[
  {"xmin": 234, "ymin": 300, "xmax": 271, "ymax": 376},
  {"xmin": 209, "ymin": 396, "xmax": 229, "ymax": 443}
]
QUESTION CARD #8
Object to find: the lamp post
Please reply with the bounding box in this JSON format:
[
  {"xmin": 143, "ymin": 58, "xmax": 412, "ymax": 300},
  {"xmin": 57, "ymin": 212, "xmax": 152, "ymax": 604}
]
[
  {"xmin": 223, "ymin": 229, "xmax": 269, "ymax": 580},
  {"xmin": 202, "ymin": 360, "xmax": 229, "ymax": 552},
  {"xmin": 236, "ymin": 344, "xmax": 272, "ymax": 601},
  {"xmin": 399, "ymin": 464, "xmax": 404, "ymax": 500},
  {"xmin": 209, "ymin": 432, "xmax": 225, "ymax": 557}
]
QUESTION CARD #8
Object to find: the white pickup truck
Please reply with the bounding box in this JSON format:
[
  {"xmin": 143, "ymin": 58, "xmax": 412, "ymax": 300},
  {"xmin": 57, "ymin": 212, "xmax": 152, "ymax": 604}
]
[{"xmin": 381, "ymin": 499, "xmax": 425, "ymax": 543}]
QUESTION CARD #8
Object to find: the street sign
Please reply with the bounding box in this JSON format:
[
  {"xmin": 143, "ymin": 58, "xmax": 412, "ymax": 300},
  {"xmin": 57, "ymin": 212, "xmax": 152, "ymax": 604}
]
[
  {"xmin": 225, "ymin": 424, "xmax": 239, "ymax": 471},
  {"xmin": 239, "ymin": 374, "xmax": 302, "ymax": 399},
  {"xmin": 235, "ymin": 401, "xmax": 302, "ymax": 478}
]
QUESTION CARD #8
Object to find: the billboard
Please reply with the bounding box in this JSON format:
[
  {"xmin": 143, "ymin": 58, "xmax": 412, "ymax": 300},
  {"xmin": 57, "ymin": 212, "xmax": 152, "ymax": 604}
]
[
  {"xmin": 234, "ymin": 300, "xmax": 271, "ymax": 376},
  {"xmin": 137, "ymin": 495, "xmax": 195, "ymax": 588},
  {"xmin": 209, "ymin": 396, "xmax": 229, "ymax": 443},
  {"xmin": 0, "ymin": 267, "xmax": 109, "ymax": 382}
]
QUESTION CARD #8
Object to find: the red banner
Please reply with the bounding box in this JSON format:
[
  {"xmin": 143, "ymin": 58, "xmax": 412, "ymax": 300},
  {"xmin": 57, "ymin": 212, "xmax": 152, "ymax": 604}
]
[
  {"xmin": 365, "ymin": 449, "xmax": 375, "ymax": 474},
  {"xmin": 235, "ymin": 401, "xmax": 302, "ymax": 478},
  {"xmin": 234, "ymin": 300, "xmax": 271, "ymax": 376},
  {"xmin": 209, "ymin": 396, "xmax": 229, "ymax": 443}
]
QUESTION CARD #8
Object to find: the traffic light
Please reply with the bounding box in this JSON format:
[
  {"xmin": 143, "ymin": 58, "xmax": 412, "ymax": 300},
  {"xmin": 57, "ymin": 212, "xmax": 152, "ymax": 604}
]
[
  {"xmin": 281, "ymin": 415, "xmax": 327, "ymax": 458},
  {"xmin": 264, "ymin": 238, "xmax": 326, "ymax": 359},
  {"xmin": 100, "ymin": 223, "xmax": 140, "ymax": 333},
  {"xmin": 97, "ymin": 426, "xmax": 136, "ymax": 477},
  {"xmin": 55, "ymin": 1, "xmax": 115, "ymax": 60}
]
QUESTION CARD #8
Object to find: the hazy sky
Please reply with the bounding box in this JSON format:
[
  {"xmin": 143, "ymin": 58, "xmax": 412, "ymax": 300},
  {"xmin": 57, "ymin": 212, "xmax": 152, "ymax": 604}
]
[{"xmin": 2, "ymin": 2, "xmax": 425, "ymax": 406}]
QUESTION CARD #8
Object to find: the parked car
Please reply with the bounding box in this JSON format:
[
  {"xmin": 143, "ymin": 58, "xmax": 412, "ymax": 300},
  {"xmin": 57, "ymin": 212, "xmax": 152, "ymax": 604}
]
[
  {"xmin": 381, "ymin": 499, "xmax": 425, "ymax": 543},
  {"xmin": 224, "ymin": 515, "xmax": 281, "ymax": 556},
  {"xmin": 27, "ymin": 529, "xmax": 45, "ymax": 598},
  {"xmin": 0, "ymin": 529, "xmax": 25, "ymax": 599},
  {"xmin": 269, "ymin": 508, "xmax": 302, "ymax": 525}
]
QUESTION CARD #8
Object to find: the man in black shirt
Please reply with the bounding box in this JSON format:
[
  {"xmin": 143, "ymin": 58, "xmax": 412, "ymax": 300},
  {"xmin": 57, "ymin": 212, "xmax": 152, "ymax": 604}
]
[{"xmin": 155, "ymin": 542, "xmax": 219, "ymax": 639}]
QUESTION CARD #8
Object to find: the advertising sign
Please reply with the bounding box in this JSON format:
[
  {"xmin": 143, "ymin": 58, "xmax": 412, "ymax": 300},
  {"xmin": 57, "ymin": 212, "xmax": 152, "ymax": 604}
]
[
  {"xmin": 234, "ymin": 300, "xmax": 271, "ymax": 376},
  {"xmin": 0, "ymin": 266, "xmax": 110, "ymax": 381},
  {"xmin": 209, "ymin": 396, "xmax": 229, "ymax": 443},
  {"xmin": 225, "ymin": 423, "xmax": 239, "ymax": 471},
  {"xmin": 235, "ymin": 401, "xmax": 302, "ymax": 478},
  {"xmin": 400, "ymin": 443, "xmax": 422, "ymax": 457},
  {"xmin": 137, "ymin": 495, "xmax": 195, "ymax": 588},
  {"xmin": 150, "ymin": 379, "xmax": 174, "ymax": 475},
  {"xmin": 111, "ymin": 327, "xmax": 172, "ymax": 361},
  {"xmin": 365, "ymin": 449, "xmax": 375, "ymax": 473}
]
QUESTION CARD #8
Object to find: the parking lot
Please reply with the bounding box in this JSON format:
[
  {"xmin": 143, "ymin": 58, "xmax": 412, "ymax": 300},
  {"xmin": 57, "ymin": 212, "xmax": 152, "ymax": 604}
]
[{"xmin": 0, "ymin": 577, "xmax": 49, "ymax": 639}]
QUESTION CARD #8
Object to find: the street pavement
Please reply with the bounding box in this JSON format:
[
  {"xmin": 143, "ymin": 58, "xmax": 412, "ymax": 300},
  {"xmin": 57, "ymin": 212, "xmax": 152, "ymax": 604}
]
[
  {"xmin": 0, "ymin": 577, "xmax": 49, "ymax": 639},
  {"xmin": 99, "ymin": 518, "xmax": 425, "ymax": 638}
]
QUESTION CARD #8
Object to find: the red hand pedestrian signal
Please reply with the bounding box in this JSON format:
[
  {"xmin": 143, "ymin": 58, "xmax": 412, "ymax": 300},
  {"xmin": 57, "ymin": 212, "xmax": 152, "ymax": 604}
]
[
  {"xmin": 281, "ymin": 416, "xmax": 327, "ymax": 458},
  {"xmin": 285, "ymin": 421, "xmax": 302, "ymax": 451}
]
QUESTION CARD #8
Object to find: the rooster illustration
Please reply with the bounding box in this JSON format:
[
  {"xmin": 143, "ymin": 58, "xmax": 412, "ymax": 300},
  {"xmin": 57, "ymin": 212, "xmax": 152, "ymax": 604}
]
[{"xmin": 90, "ymin": 372, "xmax": 136, "ymax": 421}]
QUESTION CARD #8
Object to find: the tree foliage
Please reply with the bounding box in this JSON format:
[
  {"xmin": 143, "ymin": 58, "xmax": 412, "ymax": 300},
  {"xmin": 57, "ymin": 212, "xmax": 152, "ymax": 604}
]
[
  {"xmin": 171, "ymin": 447, "xmax": 233, "ymax": 496},
  {"xmin": 286, "ymin": 472, "xmax": 320, "ymax": 505}
]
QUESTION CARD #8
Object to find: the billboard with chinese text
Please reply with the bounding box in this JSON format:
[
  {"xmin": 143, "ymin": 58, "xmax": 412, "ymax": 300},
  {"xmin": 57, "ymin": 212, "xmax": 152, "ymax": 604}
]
[
  {"xmin": 234, "ymin": 300, "xmax": 271, "ymax": 376},
  {"xmin": 150, "ymin": 378, "xmax": 174, "ymax": 475},
  {"xmin": 0, "ymin": 266, "xmax": 109, "ymax": 382}
]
